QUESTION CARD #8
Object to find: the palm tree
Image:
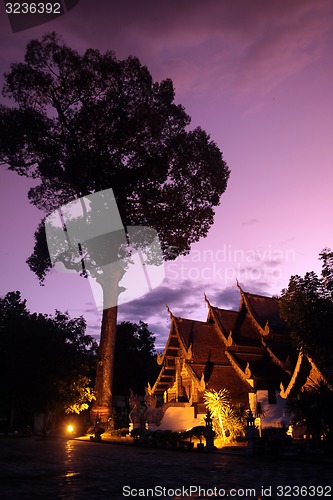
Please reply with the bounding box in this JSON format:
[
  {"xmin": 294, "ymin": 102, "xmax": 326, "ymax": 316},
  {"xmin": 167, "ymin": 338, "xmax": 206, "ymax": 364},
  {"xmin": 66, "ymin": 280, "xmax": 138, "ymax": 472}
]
[{"xmin": 204, "ymin": 389, "xmax": 231, "ymax": 439}]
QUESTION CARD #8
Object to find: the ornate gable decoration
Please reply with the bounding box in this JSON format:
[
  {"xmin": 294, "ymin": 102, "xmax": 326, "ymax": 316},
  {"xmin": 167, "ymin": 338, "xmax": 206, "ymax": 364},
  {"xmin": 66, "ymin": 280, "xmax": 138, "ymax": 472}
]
[{"xmin": 151, "ymin": 285, "xmax": 300, "ymax": 400}]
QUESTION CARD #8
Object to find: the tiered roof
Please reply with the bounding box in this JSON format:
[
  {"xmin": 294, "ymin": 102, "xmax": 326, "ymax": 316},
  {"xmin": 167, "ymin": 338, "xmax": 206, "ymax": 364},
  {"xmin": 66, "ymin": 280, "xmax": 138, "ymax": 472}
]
[
  {"xmin": 280, "ymin": 352, "xmax": 333, "ymax": 398},
  {"xmin": 151, "ymin": 286, "xmax": 297, "ymax": 402},
  {"xmin": 242, "ymin": 291, "xmax": 288, "ymax": 334}
]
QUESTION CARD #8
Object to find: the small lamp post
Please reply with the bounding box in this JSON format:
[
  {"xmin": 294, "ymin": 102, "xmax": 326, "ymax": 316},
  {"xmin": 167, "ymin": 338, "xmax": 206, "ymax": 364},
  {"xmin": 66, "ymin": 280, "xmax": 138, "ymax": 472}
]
[
  {"xmin": 204, "ymin": 411, "xmax": 216, "ymax": 450},
  {"xmin": 247, "ymin": 409, "xmax": 255, "ymax": 427},
  {"xmin": 246, "ymin": 409, "xmax": 259, "ymax": 455}
]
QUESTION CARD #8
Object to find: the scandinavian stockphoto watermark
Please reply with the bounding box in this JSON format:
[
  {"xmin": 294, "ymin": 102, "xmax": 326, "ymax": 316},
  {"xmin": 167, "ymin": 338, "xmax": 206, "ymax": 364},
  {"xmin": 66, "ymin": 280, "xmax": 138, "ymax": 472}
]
[
  {"xmin": 44, "ymin": 189, "xmax": 295, "ymax": 309},
  {"xmin": 167, "ymin": 245, "xmax": 296, "ymax": 284},
  {"xmin": 45, "ymin": 188, "xmax": 165, "ymax": 310}
]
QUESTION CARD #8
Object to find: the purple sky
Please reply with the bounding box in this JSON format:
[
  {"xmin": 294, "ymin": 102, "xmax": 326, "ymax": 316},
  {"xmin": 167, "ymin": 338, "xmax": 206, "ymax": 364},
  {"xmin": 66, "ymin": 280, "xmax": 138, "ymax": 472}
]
[{"xmin": 1, "ymin": 0, "xmax": 332, "ymax": 349}]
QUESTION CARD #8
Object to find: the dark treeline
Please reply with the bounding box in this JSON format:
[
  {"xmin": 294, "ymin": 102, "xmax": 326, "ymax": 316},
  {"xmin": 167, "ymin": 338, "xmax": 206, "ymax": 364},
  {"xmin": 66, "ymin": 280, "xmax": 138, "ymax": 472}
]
[{"xmin": 0, "ymin": 291, "xmax": 158, "ymax": 432}]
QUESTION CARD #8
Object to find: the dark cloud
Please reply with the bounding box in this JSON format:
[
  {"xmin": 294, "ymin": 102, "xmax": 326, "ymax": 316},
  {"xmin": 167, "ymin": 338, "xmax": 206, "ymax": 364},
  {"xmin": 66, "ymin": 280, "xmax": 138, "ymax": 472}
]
[
  {"xmin": 237, "ymin": 279, "xmax": 273, "ymax": 297},
  {"xmin": 205, "ymin": 279, "xmax": 273, "ymax": 310},
  {"xmin": 118, "ymin": 278, "xmax": 203, "ymax": 320},
  {"xmin": 80, "ymin": 274, "xmax": 278, "ymax": 347},
  {"xmin": 208, "ymin": 285, "xmax": 241, "ymax": 310}
]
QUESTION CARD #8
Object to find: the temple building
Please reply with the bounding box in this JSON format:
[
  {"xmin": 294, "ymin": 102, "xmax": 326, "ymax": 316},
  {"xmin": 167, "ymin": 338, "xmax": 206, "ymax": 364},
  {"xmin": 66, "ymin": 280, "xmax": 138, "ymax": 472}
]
[{"xmin": 149, "ymin": 284, "xmax": 332, "ymax": 431}]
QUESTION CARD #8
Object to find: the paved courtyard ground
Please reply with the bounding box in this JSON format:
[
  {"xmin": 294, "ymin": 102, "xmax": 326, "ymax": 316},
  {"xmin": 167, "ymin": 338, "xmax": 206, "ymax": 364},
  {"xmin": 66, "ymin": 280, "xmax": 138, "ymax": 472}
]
[{"xmin": 0, "ymin": 436, "xmax": 332, "ymax": 499}]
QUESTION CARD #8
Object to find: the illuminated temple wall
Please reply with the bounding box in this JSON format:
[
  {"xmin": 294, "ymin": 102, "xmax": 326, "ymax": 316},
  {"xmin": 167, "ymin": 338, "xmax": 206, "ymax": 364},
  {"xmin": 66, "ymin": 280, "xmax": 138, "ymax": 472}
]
[{"xmin": 157, "ymin": 406, "xmax": 205, "ymax": 431}]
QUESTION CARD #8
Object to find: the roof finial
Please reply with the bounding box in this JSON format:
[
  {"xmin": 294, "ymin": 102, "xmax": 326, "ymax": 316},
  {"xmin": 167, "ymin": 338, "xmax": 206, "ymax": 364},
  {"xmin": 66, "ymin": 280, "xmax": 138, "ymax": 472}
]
[
  {"xmin": 236, "ymin": 279, "xmax": 242, "ymax": 291},
  {"xmin": 204, "ymin": 292, "xmax": 211, "ymax": 307},
  {"xmin": 166, "ymin": 304, "xmax": 173, "ymax": 317}
]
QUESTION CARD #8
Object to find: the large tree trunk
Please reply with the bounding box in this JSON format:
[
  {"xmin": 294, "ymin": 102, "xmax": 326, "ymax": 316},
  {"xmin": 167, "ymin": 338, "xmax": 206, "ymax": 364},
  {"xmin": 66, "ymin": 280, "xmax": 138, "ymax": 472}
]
[
  {"xmin": 91, "ymin": 306, "xmax": 117, "ymax": 423},
  {"xmin": 91, "ymin": 265, "xmax": 124, "ymax": 424}
]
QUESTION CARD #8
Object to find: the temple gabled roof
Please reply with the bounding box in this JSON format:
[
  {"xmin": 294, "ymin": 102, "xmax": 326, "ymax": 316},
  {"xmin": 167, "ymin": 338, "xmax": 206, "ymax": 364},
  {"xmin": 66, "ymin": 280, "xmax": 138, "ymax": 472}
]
[
  {"xmin": 207, "ymin": 306, "xmax": 238, "ymax": 340},
  {"xmin": 280, "ymin": 351, "xmax": 333, "ymax": 398},
  {"xmin": 229, "ymin": 305, "xmax": 264, "ymax": 347},
  {"xmin": 174, "ymin": 317, "xmax": 230, "ymax": 364},
  {"xmin": 191, "ymin": 364, "xmax": 253, "ymax": 397},
  {"xmin": 151, "ymin": 286, "xmax": 298, "ymax": 399},
  {"xmin": 156, "ymin": 315, "xmax": 228, "ymax": 366},
  {"xmin": 152, "ymin": 315, "xmax": 232, "ymax": 395},
  {"xmin": 226, "ymin": 349, "xmax": 290, "ymax": 387},
  {"xmin": 241, "ymin": 289, "xmax": 289, "ymax": 335},
  {"xmin": 206, "ymin": 287, "xmax": 291, "ymax": 346}
]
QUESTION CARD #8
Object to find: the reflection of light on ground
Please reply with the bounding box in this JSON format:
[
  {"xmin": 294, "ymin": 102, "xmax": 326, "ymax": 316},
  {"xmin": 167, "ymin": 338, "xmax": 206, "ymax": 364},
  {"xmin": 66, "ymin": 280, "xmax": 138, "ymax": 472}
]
[
  {"xmin": 64, "ymin": 472, "xmax": 80, "ymax": 478},
  {"xmin": 64, "ymin": 440, "xmax": 80, "ymax": 480},
  {"xmin": 58, "ymin": 440, "xmax": 82, "ymax": 499},
  {"xmin": 66, "ymin": 440, "xmax": 74, "ymax": 460}
]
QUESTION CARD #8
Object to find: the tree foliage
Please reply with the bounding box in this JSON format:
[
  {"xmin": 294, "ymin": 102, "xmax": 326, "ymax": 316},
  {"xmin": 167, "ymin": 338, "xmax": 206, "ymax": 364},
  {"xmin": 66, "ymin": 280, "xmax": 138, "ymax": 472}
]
[
  {"xmin": 0, "ymin": 291, "xmax": 97, "ymax": 428},
  {"xmin": 286, "ymin": 381, "xmax": 333, "ymax": 443},
  {"xmin": 0, "ymin": 32, "xmax": 230, "ymax": 275},
  {"xmin": 280, "ymin": 248, "xmax": 333, "ymax": 366},
  {"xmin": 0, "ymin": 32, "xmax": 230, "ymax": 414},
  {"xmin": 113, "ymin": 321, "xmax": 159, "ymax": 396}
]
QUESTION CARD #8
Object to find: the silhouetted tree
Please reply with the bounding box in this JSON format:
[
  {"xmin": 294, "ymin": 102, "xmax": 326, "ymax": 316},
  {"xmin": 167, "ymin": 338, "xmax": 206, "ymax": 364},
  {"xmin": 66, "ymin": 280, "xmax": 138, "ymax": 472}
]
[
  {"xmin": 280, "ymin": 248, "xmax": 333, "ymax": 367},
  {"xmin": 286, "ymin": 381, "xmax": 333, "ymax": 444},
  {"xmin": 113, "ymin": 321, "xmax": 159, "ymax": 396},
  {"xmin": 0, "ymin": 33, "xmax": 230, "ymax": 419},
  {"xmin": 0, "ymin": 291, "xmax": 97, "ymax": 431}
]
